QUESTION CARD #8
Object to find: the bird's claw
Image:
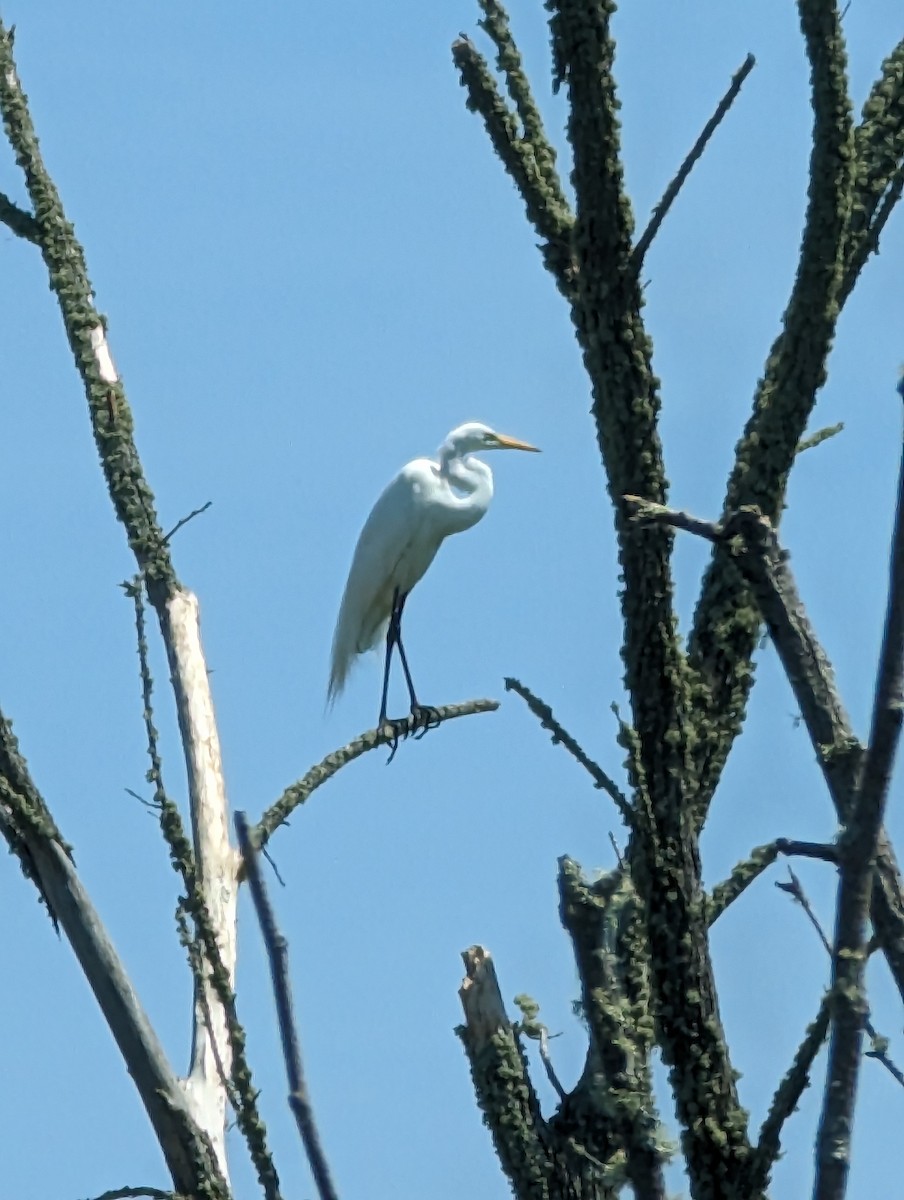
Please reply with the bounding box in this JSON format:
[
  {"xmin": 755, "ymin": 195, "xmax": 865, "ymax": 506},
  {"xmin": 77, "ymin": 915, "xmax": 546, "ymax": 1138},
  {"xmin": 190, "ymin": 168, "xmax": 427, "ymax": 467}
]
[
  {"xmin": 410, "ymin": 704, "xmax": 441, "ymax": 739},
  {"xmin": 379, "ymin": 717, "xmax": 411, "ymax": 764},
  {"xmin": 379, "ymin": 706, "xmax": 441, "ymax": 762}
]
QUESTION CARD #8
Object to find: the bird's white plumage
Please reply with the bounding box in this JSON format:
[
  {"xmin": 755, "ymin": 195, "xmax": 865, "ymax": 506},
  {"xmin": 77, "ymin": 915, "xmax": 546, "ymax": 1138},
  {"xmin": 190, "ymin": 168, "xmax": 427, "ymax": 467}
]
[{"xmin": 328, "ymin": 422, "xmax": 539, "ymax": 705}]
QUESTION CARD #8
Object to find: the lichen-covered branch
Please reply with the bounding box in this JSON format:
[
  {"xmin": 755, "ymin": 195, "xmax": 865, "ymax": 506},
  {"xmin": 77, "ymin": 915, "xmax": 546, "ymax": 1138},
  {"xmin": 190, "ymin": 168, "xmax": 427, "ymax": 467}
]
[
  {"xmin": 458, "ymin": 947, "xmax": 563, "ymax": 1200},
  {"xmin": 155, "ymin": 785, "xmax": 282, "ymax": 1200},
  {"xmin": 451, "ymin": 34, "xmax": 575, "ymax": 290},
  {"xmin": 0, "ymin": 24, "xmax": 245, "ymax": 1182},
  {"xmin": 706, "ymin": 839, "xmax": 838, "ymax": 925},
  {"xmin": 476, "ymin": 0, "xmax": 569, "ymax": 212},
  {"xmin": 0, "ymin": 23, "xmax": 174, "ymax": 592},
  {"xmin": 629, "ymin": 496, "xmax": 904, "ymax": 1003},
  {"xmin": 254, "ymin": 699, "xmax": 498, "ymax": 849},
  {"xmin": 504, "ymin": 677, "xmax": 632, "ymax": 824},
  {"xmin": 557, "ymin": 860, "xmax": 668, "ymax": 1200},
  {"xmin": 0, "ymin": 187, "xmax": 39, "ymax": 241},
  {"xmin": 841, "ymin": 37, "xmax": 904, "ymax": 299},
  {"xmin": 688, "ymin": 0, "xmax": 855, "ymax": 808},
  {"xmin": 534, "ymin": 11, "xmax": 754, "ymax": 1190},
  {"xmin": 747, "ymin": 992, "xmax": 832, "ymax": 1195}
]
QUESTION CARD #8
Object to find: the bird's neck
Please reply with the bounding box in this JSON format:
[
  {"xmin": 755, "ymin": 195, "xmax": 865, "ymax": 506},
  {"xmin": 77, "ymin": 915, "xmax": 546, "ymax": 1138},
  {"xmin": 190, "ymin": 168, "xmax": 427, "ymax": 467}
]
[{"xmin": 440, "ymin": 453, "xmax": 493, "ymax": 530}]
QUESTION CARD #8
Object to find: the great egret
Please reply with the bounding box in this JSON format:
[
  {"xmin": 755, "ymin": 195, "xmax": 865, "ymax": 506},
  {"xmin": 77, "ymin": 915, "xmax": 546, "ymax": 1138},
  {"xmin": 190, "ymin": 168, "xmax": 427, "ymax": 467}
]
[{"xmin": 328, "ymin": 421, "xmax": 540, "ymax": 752}]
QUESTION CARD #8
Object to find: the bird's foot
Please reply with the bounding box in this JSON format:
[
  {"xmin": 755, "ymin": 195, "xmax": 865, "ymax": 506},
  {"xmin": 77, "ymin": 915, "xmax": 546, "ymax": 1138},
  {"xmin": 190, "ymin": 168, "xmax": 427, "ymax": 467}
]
[
  {"xmin": 410, "ymin": 704, "xmax": 441, "ymax": 740},
  {"xmin": 379, "ymin": 716, "xmax": 412, "ymax": 764}
]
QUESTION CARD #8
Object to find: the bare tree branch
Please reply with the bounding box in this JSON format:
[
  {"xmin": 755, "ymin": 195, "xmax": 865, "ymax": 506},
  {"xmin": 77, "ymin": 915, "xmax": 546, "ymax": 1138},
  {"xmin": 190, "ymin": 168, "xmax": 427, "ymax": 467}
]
[
  {"xmin": 235, "ymin": 812, "xmax": 340, "ymax": 1200},
  {"xmin": 253, "ymin": 699, "xmax": 498, "ymax": 849},
  {"xmin": 777, "ymin": 865, "xmax": 834, "ymax": 955},
  {"xmin": 814, "ymin": 409, "xmax": 904, "ymax": 1200},
  {"xmin": 632, "ymin": 54, "xmax": 756, "ymax": 267},
  {"xmin": 125, "ymin": 583, "xmax": 278, "ymax": 1199},
  {"xmin": 8, "ymin": 818, "xmax": 229, "ymax": 1198}
]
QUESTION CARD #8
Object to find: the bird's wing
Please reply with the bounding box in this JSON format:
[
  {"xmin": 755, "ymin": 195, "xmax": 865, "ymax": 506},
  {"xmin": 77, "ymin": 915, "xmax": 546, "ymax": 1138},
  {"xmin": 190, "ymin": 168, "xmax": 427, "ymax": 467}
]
[{"xmin": 328, "ymin": 461, "xmax": 442, "ymax": 702}]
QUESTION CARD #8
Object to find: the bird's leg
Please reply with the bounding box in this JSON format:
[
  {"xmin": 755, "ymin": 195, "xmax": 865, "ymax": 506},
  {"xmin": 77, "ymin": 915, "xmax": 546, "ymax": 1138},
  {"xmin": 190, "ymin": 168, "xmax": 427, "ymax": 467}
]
[
  {"xmin": 379, "ymin": 589, "xmax": 413, "ymax": 762},
  {"xmin": 378, "ymin": 599, "xmax": 398, "ymax": 729},
  {"xmin": 393, "ymin": 598, "xmax": 440, "ymax": 740}
]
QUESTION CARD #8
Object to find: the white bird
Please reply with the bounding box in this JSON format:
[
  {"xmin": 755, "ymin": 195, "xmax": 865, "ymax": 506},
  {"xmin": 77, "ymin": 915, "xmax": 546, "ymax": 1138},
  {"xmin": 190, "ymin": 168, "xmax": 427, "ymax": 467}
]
[{"xmin": 328, "ymin": 421, "xmax": 540, "ymax": 747}]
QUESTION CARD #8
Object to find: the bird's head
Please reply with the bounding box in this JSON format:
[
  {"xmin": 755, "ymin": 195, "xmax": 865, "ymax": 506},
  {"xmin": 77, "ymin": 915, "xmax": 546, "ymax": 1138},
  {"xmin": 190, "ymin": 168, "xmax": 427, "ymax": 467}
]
[{"xmin": 441, "ymin": 422, "xmax": 540, "ymax": 458}]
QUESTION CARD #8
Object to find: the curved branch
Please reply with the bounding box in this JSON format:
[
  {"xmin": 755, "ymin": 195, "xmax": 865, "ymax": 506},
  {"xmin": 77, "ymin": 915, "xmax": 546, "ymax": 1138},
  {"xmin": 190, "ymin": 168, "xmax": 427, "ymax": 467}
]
[{"xmin": 254, "ymin": 699, "xmax": 499, "ymax": 849}]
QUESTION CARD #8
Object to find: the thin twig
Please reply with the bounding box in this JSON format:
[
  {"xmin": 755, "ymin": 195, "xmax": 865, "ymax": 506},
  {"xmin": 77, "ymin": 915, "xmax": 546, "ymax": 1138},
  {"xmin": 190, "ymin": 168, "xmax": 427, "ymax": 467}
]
[
  {"xmin": 504, "ymin": 677, "xmax": 633, "ymax": 826},
  {"xmin": 235, "ymin": 812, "xmax": 340, "ymax": 1200},
  {"xmin": 163, "ymin": 501, "xmax": 212, "ymax": 544},
  {"xmin": 777, "ymin": 866, "xmax": 833, "ymax": 954},
  {"xmin": 797, "ymin": 422, "xmax": 844, "ymax": 454},
  {"xmin": 631, "ymin": 54, "xmax": 755, "ymax": 268},
  {"xmin": 124, "ymin": 787, "xmax": 160, "ymax": 811},
  {"xmin": 609, "ymin": 830, "xmax": 625, "ymax": 868},
  {"xmin": 536, "ymin": 1026, "xmax": 567, "ymax": 1102},
  {"xmin": 776, "ymin": 868, "xmax": 904, "ymax": 1091},
  {"xmin": 254, "ymin": 699, "xmax": 498, "ymax": 849}
]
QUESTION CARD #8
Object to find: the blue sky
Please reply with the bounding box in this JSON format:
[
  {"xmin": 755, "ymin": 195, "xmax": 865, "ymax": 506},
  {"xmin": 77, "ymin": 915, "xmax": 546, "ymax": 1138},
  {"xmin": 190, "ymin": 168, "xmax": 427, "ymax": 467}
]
[{"xmin": 0, "ymin": 3, "xmax": 901, "ymax": 1198}]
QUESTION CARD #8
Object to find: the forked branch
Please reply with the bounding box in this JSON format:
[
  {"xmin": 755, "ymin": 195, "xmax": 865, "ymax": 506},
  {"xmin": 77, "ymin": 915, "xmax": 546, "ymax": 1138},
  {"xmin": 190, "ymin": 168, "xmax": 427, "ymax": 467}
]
[{"xmin": 626, "ymin": 493, "xmax": 904, "ymax": 1004}]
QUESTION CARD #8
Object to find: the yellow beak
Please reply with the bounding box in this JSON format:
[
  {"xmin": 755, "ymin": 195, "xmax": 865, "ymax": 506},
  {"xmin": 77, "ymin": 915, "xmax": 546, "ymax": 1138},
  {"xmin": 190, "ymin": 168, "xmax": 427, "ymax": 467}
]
[{"xmin": 495, "ymin": 433, "xmax": 541, "ymax": 452}]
